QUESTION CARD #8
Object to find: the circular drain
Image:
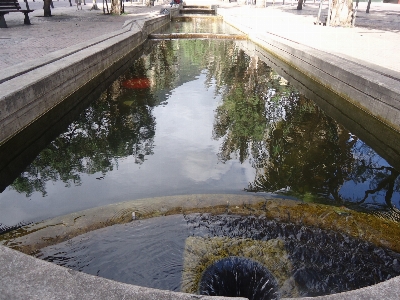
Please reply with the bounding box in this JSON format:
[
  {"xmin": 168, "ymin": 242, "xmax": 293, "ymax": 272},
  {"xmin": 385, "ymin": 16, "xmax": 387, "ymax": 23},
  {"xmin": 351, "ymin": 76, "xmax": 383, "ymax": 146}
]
[{"xmin": 199, "ymin": 256, "xmax": 279, "ymax": 300}]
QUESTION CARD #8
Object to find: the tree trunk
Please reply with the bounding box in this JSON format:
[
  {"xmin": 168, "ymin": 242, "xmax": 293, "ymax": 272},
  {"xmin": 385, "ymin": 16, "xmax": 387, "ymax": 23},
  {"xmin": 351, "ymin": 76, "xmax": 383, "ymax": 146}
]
[
  {"xmin": 329, "ymin": 0, "xmax": 354, "ymax": 27},
  {"xmin": 91, "ymin": 0, "xmax": 99, "ymax": 9},
  {"xmin": 104, "ymin": 0, "xmax": 110, "ymax": 14},
  {"xmin": 43, "ymin": 0, "xmax": 52, "ymax": 16},
  {"xmin": 111, "ymin": 0, "xmax": 121, "ymax": 14},
  {"xmin": 297, "ymin": 0, "xmax": 304, "ymax": 10},
  {"xmin": 366, "ymin": 0, "xmax": 371, "ymax": 13}
]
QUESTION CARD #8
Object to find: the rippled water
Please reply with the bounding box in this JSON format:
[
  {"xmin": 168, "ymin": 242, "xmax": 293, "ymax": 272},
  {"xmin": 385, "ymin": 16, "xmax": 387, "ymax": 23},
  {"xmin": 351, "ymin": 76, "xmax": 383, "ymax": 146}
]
[
  {"xmin": 36, "ymin": 214, "xmax": 400, "ymax": 297},
  {"xmin": 38, "ymin": 215, "xmax": 188, "ymax": 291}
]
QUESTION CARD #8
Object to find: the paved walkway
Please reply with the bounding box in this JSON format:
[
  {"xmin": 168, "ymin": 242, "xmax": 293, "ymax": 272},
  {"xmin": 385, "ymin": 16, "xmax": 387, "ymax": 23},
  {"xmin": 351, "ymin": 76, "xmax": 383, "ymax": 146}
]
[
  {"xmin": 0, "ymin": 1, "xmax": 165, "ymax": 69},
  {"xmin": 216, "ymin": 1, "xmax": 400, "ymax": 76},
  {"xmin": 1, "ymin": 0, "xmax": 400, "ymax": 77}
]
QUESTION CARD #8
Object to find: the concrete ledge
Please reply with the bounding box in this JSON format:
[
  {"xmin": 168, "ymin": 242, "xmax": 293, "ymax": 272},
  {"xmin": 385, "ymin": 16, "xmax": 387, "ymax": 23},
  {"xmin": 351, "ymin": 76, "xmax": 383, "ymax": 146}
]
[
  {"xmin": 0, "ymin": 13, "xmax": 170, "ymax": 146},
  {"xmin": 0, "ymin": 12, "xmax": 164, "ymax": 85},
  {"xmin": 218, "ymin": 9, "xmax": 400, "ymax": 132},
  {"xmin": 284, "ymin": 275, "xmax": 400, "ymax": 300},
  {"xmin": 237, "ymin": 39, "xmax": 400, "ymax": 171},
  {"xmin": 1, "ymin": 194, "xmax": 400, "ymax": 300},
  {"xmin": 1, "ymin": 230, "xmax": 400, "ymax": 300},
  {"xmin": 0, "ymin": 245, "xmax": 246, "ymax": 300}
]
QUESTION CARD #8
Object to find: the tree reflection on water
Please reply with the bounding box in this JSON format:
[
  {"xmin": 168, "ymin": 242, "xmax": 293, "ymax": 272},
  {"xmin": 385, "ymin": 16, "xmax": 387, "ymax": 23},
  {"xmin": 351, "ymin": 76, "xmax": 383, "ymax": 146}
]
[
  {"xmin": 8, "ymin": 40, "xmax": 400, "ymax": 213},
  {"xmin": 210, "ymin": 46, "xmax": 400, "ymax": 212},
  {"xmin": 11, "ymin": 58, "xmax": 160, "ymax": 197}
]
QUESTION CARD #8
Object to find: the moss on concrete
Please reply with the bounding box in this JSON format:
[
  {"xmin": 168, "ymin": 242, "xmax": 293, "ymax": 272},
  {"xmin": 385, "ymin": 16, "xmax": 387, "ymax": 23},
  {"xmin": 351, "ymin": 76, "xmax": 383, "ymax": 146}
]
[
  {"xmin": 1, "ymin": 194, "xmax": 399, "ymax": 255},
  {"xmin": 181, "ymin": 236, "xmax": 298, "ymax": 297}
]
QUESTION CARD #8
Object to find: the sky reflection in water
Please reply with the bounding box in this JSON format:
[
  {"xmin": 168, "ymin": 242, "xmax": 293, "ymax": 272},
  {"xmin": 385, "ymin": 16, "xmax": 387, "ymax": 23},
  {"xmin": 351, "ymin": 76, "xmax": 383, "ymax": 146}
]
[{"xmin": 0, "ymin": 39, "xmax": 399, "ymax": 228}]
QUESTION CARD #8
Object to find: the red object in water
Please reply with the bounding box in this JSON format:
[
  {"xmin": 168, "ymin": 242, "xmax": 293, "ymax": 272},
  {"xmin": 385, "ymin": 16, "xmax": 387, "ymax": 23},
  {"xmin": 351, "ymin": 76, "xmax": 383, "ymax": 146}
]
[{"xmin": 122, "ymin": 78, "xmax": 151, "ymax": 89}]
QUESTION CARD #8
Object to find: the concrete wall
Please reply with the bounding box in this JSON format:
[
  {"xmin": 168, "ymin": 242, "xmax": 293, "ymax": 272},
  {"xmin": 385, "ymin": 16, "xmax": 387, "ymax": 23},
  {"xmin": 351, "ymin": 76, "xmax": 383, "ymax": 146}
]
[
  {"xmin": 237, "ymin": 39, "xmax": 400, "ymax": 172},
  {"xmin": 0, "ymin": 244, "xmax": 246, "ymax": 300},
  {"xmin": 0, "ymin": 14, "xmax": 171, "ymax": 146},
  {"xmin": 218, "ymin": 9, "xmax": 400, "ymax": 133}
]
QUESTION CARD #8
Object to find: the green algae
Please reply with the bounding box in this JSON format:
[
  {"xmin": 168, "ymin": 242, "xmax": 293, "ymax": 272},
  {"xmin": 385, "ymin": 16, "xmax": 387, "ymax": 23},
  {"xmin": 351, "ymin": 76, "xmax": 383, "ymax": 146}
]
[
  {"xmin": 1, "ymin": 194, "xmax": 399, "ymax": 255},
  {"xmin": 181, "ymin": 237, "xmax": 298, "ymax": 297}
]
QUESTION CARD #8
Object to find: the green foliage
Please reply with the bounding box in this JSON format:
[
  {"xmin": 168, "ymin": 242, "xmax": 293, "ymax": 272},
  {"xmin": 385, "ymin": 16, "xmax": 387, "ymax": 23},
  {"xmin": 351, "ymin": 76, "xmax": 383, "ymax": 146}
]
[{"xmin": 8, "ymin": 38, "xmax": 399, "ymax": 210}]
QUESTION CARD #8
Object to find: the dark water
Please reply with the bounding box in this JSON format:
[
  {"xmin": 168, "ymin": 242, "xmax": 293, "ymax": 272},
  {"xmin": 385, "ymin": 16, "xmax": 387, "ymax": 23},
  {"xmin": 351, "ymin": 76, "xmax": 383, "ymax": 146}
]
[
  {"xmin": 37, "ymin": 215, "xmax": 189, "ymax": 291},
  {"xmin": 36, "ymin": 214, "xmax": 400, "ymax": 297},
  {"xmin": 199, "ymin": 256, "xmax": 279, "ymax": 299},
  {"xmin": 0, "ymin": 36, "xmax": 399, "ymax": 229}
]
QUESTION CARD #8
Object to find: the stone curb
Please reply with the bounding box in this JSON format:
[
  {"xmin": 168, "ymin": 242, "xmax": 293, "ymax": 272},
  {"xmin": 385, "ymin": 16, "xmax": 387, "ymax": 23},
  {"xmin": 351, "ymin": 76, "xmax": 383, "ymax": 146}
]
[
  {"xmin": 0, "ymin": 245, "xmax": 247, "ymax": 300},
  {"xmin": 0, "ymin": 13, "xmax": 171, "ymax": 145}
]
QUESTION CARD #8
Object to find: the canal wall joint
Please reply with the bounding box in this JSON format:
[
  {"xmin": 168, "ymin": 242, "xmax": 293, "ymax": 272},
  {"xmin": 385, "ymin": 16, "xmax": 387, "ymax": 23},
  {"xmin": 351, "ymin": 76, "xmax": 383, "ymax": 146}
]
[{"xmin": 218, "ymin": 9, "xmax": 400, "ymax": 133}]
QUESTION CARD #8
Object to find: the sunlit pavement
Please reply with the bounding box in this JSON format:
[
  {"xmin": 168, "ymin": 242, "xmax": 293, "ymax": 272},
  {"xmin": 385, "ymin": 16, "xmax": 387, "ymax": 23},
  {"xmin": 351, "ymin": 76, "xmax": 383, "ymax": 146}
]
[
  {"xmin": 0, "ymin": 0, "xmax": 167, "ymax": 69},
  {"xmin": 213, "ymin": 0, "xmax": 400, "ymax": 75},
  {"xmin": 1, "ymin": 0, "xmax": 400, "ymax": 74}
]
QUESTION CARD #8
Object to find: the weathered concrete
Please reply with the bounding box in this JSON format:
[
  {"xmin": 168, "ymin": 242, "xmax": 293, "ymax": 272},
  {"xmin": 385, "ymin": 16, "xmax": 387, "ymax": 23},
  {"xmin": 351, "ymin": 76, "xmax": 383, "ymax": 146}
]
[
  {"xmin": 0, "ymin": 5, "xmax": 180, "ymax": 146},
  {"xmin": 2, "ymin": 239, "xmax": 400, "ymax": 300},
  {"xmin": 1, "ymin": 242, "xmax": 400, "ymax": 300},
  {"xmin": 285, "ymin": 275, "xmax": 400, "ymax": 300},
  {"xmin": 237, "ymin": 39, "xmax": 400, "ymax": 172},
  {"xmin": 0, "ymin": 245, "xmax": 246, "ymax": 300}
]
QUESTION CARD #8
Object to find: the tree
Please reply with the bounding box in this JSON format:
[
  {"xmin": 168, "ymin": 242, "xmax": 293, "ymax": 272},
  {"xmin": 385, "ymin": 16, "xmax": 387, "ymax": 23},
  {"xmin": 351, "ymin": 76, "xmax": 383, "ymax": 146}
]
[
  {"xmin": 91, "ymin": 0, "xmax": 100, "ymax": 10},
  {"xmin": 43, "ymin": 0, "xmax": 52, "ymax": 17},
  {"xmin": 111, "ymin": 0, "xmax": 122, "ymax": 14},
  {"xmin": 296, "ymin": 0, "xmax": 304, "ymax": 10},
  {"xmin": 329, "ymin": 0, "xmax": 354, "ymax": 26},
  {"xmin": 314, "ymin": 0, "xmax": 355, "ymax": 27}
]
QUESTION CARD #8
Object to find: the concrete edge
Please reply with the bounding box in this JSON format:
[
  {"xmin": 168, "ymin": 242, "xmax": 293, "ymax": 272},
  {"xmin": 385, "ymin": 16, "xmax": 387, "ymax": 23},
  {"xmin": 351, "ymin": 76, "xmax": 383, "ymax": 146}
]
[
  {"xmin": 282, "ymin": 275, "xmax": 400, "ymax": 300},
  {"xmin": 0, "ymin": 13, "xmax": 171, "ymax": 145},
  {"xmin": 0, "ymin": 14, "xmax": 159, "ymax": 84},
  {"xmin": 0, "ymin": 245, "xmax": 247, "ymax": 300},
  {"xmin": 218, "ymin": 8, "xmax": 400, "ymax": 132},
  {"xmin": 1, "ymin": 222, "xmax": 399, "ymax": 300},
  {"xmin": 0, "ymin": 28, "xmax": 127, "ymax": 84}
]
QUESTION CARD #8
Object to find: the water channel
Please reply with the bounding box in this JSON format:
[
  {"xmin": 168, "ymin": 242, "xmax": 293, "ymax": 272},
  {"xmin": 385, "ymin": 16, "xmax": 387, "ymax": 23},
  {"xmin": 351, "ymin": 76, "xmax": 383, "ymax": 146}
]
[{"xmin": 1, "ymin": 18, "xmax": 400, "ymax": 298}]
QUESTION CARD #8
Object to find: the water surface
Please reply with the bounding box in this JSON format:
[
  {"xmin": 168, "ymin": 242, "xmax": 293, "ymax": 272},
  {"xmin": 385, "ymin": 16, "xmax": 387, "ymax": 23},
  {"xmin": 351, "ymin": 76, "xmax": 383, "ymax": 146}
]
[
  {"xmin": 0, "ymin": 37, "xmax": 399, "ymax": 229},
  {"xmin": 37, "ymin": 213, "xmax": 400, "ymax": 297}
]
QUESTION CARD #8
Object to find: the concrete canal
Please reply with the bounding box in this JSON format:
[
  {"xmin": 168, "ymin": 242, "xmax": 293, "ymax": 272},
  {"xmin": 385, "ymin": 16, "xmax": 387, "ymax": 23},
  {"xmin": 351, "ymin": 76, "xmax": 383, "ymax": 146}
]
[{"xmin": 0, "ymin": 4, "xmax": 400, "ymax": 300}]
